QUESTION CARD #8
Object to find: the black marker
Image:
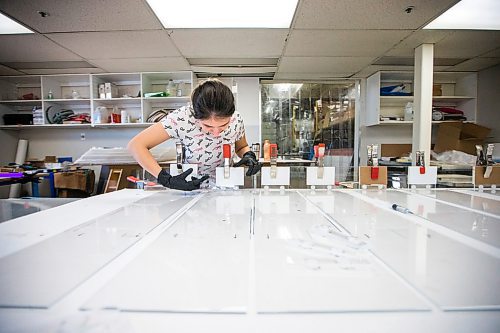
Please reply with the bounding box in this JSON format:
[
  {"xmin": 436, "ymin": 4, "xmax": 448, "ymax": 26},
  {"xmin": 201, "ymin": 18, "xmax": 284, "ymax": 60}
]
[{"xmin": 392, "ymin": 204, "xmax": 413, "ymax": 214}]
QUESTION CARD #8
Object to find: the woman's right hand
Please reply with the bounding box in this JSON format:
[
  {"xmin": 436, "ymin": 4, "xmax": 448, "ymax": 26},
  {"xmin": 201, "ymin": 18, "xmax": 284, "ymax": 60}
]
[{"xmin": 157, "ymin": 168, "xmax": 208, "ymax": 191}]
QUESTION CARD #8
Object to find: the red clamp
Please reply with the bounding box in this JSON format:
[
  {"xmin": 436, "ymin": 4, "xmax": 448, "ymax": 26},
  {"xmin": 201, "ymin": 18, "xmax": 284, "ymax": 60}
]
[
  {"xmin": 223, "ymin": 144, "xmax": 231, "ymax": 159},
  {"xmin": 419, "ymin": 166, "xmax": 426, "ymax": 174},
  {"xmin": 371, "ymin": 166, "xmax": 379, "ymax": 180}
]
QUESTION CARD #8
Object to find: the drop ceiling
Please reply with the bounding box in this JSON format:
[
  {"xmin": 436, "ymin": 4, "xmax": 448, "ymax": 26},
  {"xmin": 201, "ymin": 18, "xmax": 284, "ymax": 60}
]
[{"xmin": 0, "ymin": 0, "xmax": 499, "ymax": 79}]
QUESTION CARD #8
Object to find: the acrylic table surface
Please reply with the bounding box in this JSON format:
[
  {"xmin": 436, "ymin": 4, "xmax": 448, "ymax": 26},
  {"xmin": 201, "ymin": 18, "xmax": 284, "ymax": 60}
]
[{"xmin": 0, "ymin": 188, "xmax": 498, "ymax": 333}]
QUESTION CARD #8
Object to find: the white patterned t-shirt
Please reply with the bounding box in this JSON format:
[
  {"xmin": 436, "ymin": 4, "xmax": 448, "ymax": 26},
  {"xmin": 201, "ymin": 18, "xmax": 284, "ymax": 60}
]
[{"xmin": 160, "ymin": 105, "xmax": 245, "ymax": 177}]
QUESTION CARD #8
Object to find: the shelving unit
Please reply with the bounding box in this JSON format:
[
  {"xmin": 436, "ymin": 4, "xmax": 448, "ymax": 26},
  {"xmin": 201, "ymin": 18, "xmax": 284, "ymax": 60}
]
[
  {"xmin": 141, "ymin": 72, "xmax": 193, "ymax": 124},
  {"xmin": 0, "ymin": 71, "xmax": 195, "ymax": 129},
  {"xmin": 365, "ymin": 71, "xmax": 477, "ymax": 126}
]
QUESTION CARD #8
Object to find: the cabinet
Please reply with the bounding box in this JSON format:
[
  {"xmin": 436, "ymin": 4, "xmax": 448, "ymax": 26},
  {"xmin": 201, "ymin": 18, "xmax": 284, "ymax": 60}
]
[
  {"xmin": 365, "ymin": 71, "xmax": 477, "ymax": 126},
  {"xmin": 0, "ymin": 71, "xmax": 194, "ymax": 129}
]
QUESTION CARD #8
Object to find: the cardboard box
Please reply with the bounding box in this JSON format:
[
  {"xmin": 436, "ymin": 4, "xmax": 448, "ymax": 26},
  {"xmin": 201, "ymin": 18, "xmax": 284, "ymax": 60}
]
[
  {"xmin": 104, "ymin": 82, "xmax": 118, "ymax": 99},
  {"xmin": 381, "ymin": 144, "xmax": 412, "ymax": 158},
  {"xmin": 54, "ymin": 170, "xmax": 94, "ymax": 193},
  {"xmin": 434, "ymin": 122, "xmax": 491, "ymax": 155},
  {"xmin": 98, "ymin": 83, "xmax": 105, "ymax": 99}
]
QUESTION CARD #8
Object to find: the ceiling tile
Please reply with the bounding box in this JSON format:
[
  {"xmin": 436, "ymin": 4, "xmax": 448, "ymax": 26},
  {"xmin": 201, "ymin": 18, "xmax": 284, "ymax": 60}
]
[
  {"xmin": 20, "ymin": 68, "xmax": 106, "ymax": 75},
  {"xmin": 0, "ymin": 64, "xmax": 23, "ymax": 75},
  {"xmin": 273, "ymin": 72, "xmax": 354, "ymax": 80},
  {"xmin": 435, "ymin": 31, "xmax": 500, "ymax": 58},
  {"xmin": 278, "ymin": 56, "xmax": 375, "ymax": 74},
  {"xmin": 89, "ymin": 57, "xmax": 190, "ymax": 72},
  {"xmin": 351, "ymin": 65, "xmax": 414, "ymax": 78},
  {"xmin": 480, "ymin": 47, "xmax": 500, "ymax": 58},
  {"xmin": 170, "ymin": 29, "xmax": 288, "ymax": 58},
  {"xmin": 47, "ymin": 31, "xmax": 180, "ymax": 59},
  {"xmin": 285, "ymin": 30, "xmax": 412, "ymax": 57},
  {"xmin": 191, "ymin": 66, "xmax": 276, "ymax": 75},
  {"xmin": 293, "ymin": 0, "xmax": 459, "ymax": 29},
  {"xmin": 384, "ymin": 30, "xmax": 454, "ymax": 57},
  {"xmin": 0, "ymin": 34, "xmax": 82, "ymax": 62},
  {"xmin": 351, "ymin": 64, "xmax": 451, "ymax": 78},
  {"xmin": 443, "ymin": 58, "xmax": 500, "ymax": 72},
  {"xmin": 0, "ymin": 0, "xmax": 162, "ymax": 33},
  {"xmin": 187, "ymin": 58, "xmax": 279, "ymax": 66}
]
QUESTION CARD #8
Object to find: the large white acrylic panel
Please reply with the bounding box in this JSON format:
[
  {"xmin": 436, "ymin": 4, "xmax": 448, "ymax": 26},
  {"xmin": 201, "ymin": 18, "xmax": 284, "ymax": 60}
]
[
  {"xmin": 83, "ymin": 192, "xmax": 251, "ymax": 313},
  {"xmin": 260, "ymin": 167, "xmax": 290, "ymax": 186},
  {"xmin": 0, "ymin": 192, "xmax": 195, "ymax": 308},
  {"xmin": 83, "ymin": 238, "xmax": 248, "ymax": 313},
  {"xmin": 215, "ymin": 167, "xmax": 245, "ymax": 187},
  {"xmin": 162, "ymin": 191, "xmax": 252, "ymax": 239},
  {"xmin": 414, "ymin": 189, "xmax": 500, "ymax": 216},
  {"xmin": 306, "ymin": 167, "xmax": 335, "ymax": 186},
  {"xmin": 253, "ymin": 190, "xmax": 429, "ymax": 313},
  {"xmin": 337, "ymin": 190, "xmax": 500, "ymax": 310},
  {"xmin": 255, "ymin": 239, "xmax": 429, "ymax": 313},
  {"xmin": 361, "ymin": 190, "xmax": 500, "ymax": 247},
  {"xmin": 407, "ymin": 166, "xmax": 437, "ymax": 185},
  {"xmin": 372, "ymin": 226, "xmax": 500, "ymax": 310},
  {"xmin": 169, "ymin": 164, "xmax": 199, "ymax": 180},
  {"xmin": 254, "ymin": 190, "xmax": 325, "ymax": 240}
]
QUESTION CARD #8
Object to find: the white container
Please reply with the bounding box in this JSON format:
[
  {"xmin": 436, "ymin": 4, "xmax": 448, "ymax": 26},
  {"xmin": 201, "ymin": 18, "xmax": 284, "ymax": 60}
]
[
  {"xmin": 404, "ymin": 102, "xmax": 414, "ymax": 121},
  {"xmin": 94, "ymin": 106, "xmax": 108, "ymax": 124},
  {"xmin": 32, "ymin": 107, "xmax": 44, "ymax": 125},
  {"xmin": 120, "ymin": 110, "xmax": 128, "ymax": 123}
]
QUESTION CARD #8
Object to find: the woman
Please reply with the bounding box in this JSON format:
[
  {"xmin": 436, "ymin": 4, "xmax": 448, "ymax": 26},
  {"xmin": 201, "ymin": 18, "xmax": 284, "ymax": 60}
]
[{"xmin": 128, "ymin": 79, "xmax": 261, "ymax": 191}]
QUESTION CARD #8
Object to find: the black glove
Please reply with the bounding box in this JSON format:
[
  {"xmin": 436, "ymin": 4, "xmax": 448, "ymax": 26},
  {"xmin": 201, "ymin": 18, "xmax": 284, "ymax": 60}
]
[
  {"xmin": 233, "ymin": 151, "xmax": 262, "ymax": 176},
  {"xmin": 157, "ymin": 168, "xmax": 209, "ymax": 191}
]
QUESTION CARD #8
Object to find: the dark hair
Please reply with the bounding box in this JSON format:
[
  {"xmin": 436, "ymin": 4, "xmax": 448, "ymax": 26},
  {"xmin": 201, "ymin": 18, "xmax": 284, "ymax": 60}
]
[{"xmin": 191, "ymin": 79, "xmax": 235, "ymax": 120}]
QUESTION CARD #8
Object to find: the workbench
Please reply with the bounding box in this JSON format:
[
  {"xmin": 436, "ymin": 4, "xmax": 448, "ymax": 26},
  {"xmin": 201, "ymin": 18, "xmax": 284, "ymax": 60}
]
[{"xmin": 0, "ymin": 188, "xmax": 499, "ymax": 332}]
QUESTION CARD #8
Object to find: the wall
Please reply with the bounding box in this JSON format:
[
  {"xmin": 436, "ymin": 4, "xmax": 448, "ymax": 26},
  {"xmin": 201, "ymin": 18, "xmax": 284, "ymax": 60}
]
[
  {"xmin": 234, "ymin": 77, "xmax": 260, "ymax": 146},
  {"xmin": 477, "ymin": 64, "xmax": 500, "ymax": 142}
]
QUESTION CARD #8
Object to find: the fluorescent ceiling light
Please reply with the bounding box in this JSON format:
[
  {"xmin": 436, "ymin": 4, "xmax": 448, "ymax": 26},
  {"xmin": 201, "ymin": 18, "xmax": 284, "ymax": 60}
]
[
  {"xmin": 0, "ymin": 12, "xmax": 33, "ymax": 34},
  {"xmin": 146, "ymin": 0, "xmax": 298, "ymax": 28},
  {"xmin": 424, "ymin": 0, "xmax": 500, "ymax": 30}
]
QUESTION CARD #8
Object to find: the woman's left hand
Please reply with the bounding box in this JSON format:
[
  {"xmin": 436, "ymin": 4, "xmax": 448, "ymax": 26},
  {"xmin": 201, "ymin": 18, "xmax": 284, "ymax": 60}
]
[{"xmin": 233, "ymin": 151, "xmax": 262, "ymax": 176}]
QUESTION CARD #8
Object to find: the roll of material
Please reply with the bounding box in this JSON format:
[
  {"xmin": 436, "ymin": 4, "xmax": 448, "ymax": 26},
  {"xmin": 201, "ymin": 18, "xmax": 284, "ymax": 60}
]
[{"xmin": 9, "ymin": 139, "xmax": 29, "ymax": 198}]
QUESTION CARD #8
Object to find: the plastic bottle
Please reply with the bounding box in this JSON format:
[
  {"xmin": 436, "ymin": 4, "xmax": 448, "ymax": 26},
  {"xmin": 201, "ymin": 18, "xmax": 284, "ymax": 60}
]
[
  {"xmin": 263, "ymin": 140, "xmax": 270, "ymax": 162},
  {"xmin": 71, "ymin": 89, "xmax": 80, "ymax": 99},
  {"xmin": 404, "ymin": 102, "xmax": 413, "ymax": 121},
  {"xmin": 47, "ymin": 90, "xmax": 53, "ymax": 99},
  {"xmin": 166, "ymin": 79, "xmax": 175, "ymax": 96}
]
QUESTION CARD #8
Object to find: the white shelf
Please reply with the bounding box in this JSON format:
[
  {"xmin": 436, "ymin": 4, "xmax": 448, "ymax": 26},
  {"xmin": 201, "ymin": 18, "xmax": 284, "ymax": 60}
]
[
  {"xmin": 376, "ymin": 120, "xmax": 476, "ymax": 126},
  {"xmin": 143, "ymin": 96, "xmax": 190, "ymax": 103},
  {"xmin": 1, "ymin": 71, "xmax": 194, "ymax": 128},
  {"xmin": 92, "ymin": 123, "xmax": 151, "ymax": 128},
  {"xmin": 0, "ymin": 124, "xmax": 92, "ymax": 130},
  {"xmin": 0, "ymin": 100, "xmax": 42, "ymax": 105},
  {"xmin": 93, "ymin": 98, "xmax": 141, "ymax": 104},
  {"xmin": 365, "ymin": 71, "xmax": 477, "ymax": 127}
]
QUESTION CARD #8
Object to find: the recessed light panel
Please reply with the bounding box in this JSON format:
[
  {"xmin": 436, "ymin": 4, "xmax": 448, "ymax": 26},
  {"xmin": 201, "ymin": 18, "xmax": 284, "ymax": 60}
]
[
  {"xmin": 146, "ymin": 0, "xmax": 298, "ymax": 28},
  {"xmin": 0, "ymin": 12, "xmax": 33, "ymax": 34},
  {"xmin": 424, "ymin": 0, "xmax": 500, "ymax": 30}
]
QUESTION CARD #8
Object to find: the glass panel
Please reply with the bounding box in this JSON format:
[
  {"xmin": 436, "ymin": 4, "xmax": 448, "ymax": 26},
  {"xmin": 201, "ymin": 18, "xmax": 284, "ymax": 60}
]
[{"xmin": 260, "ymin": 82, "xmax": 356, "ymax": 183}]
